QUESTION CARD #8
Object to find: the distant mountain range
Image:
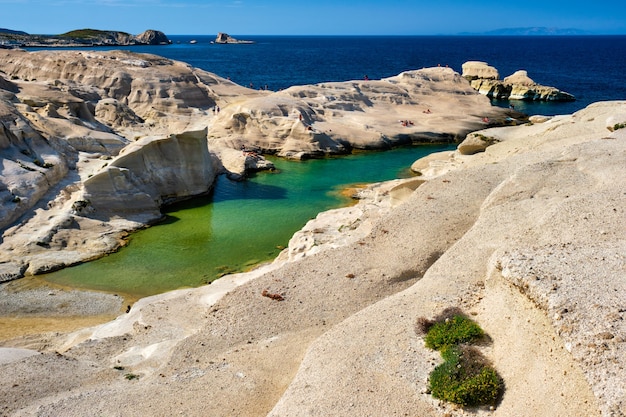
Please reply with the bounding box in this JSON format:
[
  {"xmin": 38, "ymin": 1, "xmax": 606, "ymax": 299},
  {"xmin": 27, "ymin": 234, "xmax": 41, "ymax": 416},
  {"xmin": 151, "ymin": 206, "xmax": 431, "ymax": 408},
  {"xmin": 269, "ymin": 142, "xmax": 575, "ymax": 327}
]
[{"xmin": 459, "ymin": 27, "xmax": 592, "ymax": 36}]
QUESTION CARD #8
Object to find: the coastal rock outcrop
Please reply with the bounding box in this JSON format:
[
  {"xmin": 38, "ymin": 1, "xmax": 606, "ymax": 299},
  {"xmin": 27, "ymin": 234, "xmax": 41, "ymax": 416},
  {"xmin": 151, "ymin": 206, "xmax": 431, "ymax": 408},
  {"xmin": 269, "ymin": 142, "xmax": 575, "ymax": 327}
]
[
  {"xmin": 214, "ymin": 32, "xmax": 254, "ymax": 44},
  {"xmin": 461, "ymin": 60, "xmax": 500, "ymax": 80},
  {"xmin": 0, "ymin": 49, "xmax": 266, "ymax": 277},
  {"xmin": 462, "ymin": 60, "xmax": 575, "ymax": 101},
  {"xmin": 83, "ymin": 128, "xmax": 218, "ymax": 220},
  {"xmin": 208, "ymin": 67, "xmax": 525, "ymax": 159},
  {"xmin": 0, "ymin": 28, "xmax": 171, "ymax": 48},
  {"xmin": 135, "ymin": 29, "xmax": 170, "ymax": 45}
]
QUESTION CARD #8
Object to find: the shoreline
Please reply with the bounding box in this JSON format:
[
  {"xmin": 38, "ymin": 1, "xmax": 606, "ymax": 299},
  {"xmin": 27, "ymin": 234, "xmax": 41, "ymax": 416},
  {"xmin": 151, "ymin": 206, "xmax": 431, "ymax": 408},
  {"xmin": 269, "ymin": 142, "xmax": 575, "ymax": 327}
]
[{"xmin": 0, "ymin": 173, "xmax": 406, "ymax": 342}]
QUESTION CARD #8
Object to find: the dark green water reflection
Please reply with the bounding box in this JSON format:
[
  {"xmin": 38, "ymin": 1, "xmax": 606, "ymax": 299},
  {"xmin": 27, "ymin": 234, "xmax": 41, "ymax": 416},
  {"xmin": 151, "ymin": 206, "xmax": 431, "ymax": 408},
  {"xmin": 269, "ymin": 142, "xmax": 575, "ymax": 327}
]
[{"xmin": 43, "ymin": 145, "xmax": 453, "ymax": 298}]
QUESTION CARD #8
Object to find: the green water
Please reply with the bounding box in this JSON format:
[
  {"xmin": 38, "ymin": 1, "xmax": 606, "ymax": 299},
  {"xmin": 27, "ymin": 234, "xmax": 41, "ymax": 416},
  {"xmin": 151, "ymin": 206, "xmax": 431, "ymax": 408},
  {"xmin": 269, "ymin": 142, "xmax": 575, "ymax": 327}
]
[{"xmin": 43, "ymin": 145, "xmax": 453, "ymax": 298}]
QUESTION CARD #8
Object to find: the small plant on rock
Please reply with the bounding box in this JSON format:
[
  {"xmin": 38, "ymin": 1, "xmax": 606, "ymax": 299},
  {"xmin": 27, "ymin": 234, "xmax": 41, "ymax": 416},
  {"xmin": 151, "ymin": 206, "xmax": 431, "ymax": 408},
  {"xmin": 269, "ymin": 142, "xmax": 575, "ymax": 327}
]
[
  {"xmin": 424, "ymin": 314, "xmax": 484, "ymax": 350},
  {"xmin": 429, "ymin": 345, "xmax": 501, "ymax": 407},
  {"xmin": 417, "ymin": 308, "xmax": 503, "ymax": 408}
]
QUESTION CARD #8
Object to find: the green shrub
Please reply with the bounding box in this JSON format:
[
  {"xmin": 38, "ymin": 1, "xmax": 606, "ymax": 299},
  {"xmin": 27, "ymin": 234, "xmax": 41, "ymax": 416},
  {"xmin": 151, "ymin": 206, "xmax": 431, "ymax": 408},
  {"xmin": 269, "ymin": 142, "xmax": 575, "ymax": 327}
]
[
  {"xmin": 424, "ymin": 314, "xmax": 484, "ymax": 350},
  {"xmin": 614, "ymin": 122, "xmax": 626, "ymax": 131},
  {"xmin": 429, "ymin": 345, "xmax": 501, "ymax": 406},
  {"xmin": 419, "ymin": 310, "xmax": 503, "ymax": 407}
]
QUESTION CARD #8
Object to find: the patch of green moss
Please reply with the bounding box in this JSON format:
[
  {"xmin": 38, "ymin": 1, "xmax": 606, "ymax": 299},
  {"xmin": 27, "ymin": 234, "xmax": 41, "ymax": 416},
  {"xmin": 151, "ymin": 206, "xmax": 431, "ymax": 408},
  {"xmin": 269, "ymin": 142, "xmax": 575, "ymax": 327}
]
[
  {"xmin": 418, "ymin": 309, "xmax": 503, "ymax": 408},
  {"xmin": 424, "ymin": 314, "xmax": 484, "ymax": 350},
  {"xmin": 429, "ymin": 345, "xmax": 501, "ymax": 406}
]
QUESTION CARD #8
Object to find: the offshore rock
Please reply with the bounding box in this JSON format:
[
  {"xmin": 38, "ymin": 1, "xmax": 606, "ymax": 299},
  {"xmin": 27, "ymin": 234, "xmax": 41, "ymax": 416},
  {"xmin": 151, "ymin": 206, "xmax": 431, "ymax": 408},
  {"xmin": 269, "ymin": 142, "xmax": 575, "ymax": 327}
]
[
  {"xmin": 135, "ymin": 30, "xmax": 170, "ymax": 45},
  {"xmin": 463, "ymin": 61, "xmax": 575, "ymax": 101},
  {"xmin": 214, "ymin": 32, "xmax": 254, "ymax": 44}
]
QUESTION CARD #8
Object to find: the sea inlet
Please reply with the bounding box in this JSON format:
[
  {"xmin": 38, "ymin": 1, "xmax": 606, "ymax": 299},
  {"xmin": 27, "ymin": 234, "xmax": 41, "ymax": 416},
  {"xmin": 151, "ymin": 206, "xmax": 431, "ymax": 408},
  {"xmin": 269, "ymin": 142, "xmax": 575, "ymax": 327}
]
[{"xmin": 40, "ymin": 145, "xmax": 454, "ymax": 299}]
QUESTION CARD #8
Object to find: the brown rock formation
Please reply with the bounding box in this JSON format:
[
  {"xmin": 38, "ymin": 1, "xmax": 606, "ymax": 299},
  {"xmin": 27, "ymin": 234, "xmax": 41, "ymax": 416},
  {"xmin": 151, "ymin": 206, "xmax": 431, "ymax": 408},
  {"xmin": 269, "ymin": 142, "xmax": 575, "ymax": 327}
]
[
  {"xmin": 214, "ymin": 32, "xmax": 254, "ymax": 44},
  {"xmin": 135, "ymin": 29, "xmax": 170, "ymax": 45}
]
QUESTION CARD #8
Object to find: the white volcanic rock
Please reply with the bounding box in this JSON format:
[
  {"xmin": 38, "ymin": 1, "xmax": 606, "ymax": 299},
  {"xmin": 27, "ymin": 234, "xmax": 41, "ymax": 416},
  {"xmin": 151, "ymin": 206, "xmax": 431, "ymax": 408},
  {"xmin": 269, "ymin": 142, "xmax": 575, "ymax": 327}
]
[
  {"xmin": 208, "ymin": 67, "xmax": 522, "ymax": 159},
  {"xmin": 606, "ymin": 112, "xmax": 626, "ymax": 131},
  {"xmin": 465, "ymin": 61, "xmax": 575, "ymax": 101},
  {"xmin": 0, "ymin": 101, "xmax": 70, "ymax": 230},
  {"xmin": 457, "ymin": 129, "xmax": 501, "ymax": 155},
  {"xmin": 0, "ymin": 49, "xmax": 266, "ymax": 277},
  {"xmin": 83, "ymin": 128, "xmax": 218, "ymax": 219},
  {"xmin": 503, "ymin": 69, "xmax": 535, "ymax": 85},
  {"xmin": 462, "ymin": 60, "xmax": 500, "ymax": 80},
  {"xmin": 0, "ymin": 49, "xmax": 262, "ymax": 137}
]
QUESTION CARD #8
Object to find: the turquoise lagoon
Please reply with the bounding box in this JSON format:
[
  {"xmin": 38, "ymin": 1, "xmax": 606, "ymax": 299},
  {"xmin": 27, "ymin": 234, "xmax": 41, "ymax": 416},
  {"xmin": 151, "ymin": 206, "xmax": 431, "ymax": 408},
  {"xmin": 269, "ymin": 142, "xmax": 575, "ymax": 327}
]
[{"xmin": 43, "ymin": 145, "xmax": 453, "ymax": 298}]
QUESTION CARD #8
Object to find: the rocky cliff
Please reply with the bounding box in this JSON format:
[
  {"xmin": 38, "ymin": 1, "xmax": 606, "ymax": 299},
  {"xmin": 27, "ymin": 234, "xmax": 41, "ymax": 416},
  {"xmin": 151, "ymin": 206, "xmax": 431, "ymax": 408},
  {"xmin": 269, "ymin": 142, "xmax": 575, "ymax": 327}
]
[
  {"xmin": 83, "ymin": 128, "xmax": 217, "ymax": 219},
  {"xmin": 462, "ymin": 61, "xmax": 575, "ymax": 101},
  {"xmin": 0, "ymin": 49, "xmax": 262, "ymax": 278}
]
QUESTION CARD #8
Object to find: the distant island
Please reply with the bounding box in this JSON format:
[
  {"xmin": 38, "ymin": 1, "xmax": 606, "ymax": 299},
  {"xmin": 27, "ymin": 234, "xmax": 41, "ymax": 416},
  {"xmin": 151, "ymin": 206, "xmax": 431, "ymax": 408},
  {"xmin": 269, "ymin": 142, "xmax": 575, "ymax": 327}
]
[
  {"xmin": 0, "ymin": 28, "xmax": 170, "ymax": 48},
  {"xmin": 459, "ymin": 27, "xmax": 591, "ymax": 36}
]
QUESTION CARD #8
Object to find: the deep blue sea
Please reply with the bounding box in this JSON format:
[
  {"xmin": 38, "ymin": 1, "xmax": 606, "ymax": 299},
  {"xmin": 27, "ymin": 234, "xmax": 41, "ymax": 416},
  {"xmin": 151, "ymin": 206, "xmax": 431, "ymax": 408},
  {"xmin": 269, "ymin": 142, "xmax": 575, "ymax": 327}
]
[{"xmin": 88, "ymin": 35, "xmax": 626, "ymax": 116}]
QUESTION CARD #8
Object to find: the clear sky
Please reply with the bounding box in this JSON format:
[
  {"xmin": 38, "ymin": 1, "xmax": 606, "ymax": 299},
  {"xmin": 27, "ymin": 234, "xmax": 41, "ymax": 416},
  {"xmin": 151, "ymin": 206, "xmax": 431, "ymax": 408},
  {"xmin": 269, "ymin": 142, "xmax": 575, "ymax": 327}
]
[{"xmin": 2, "ymin": 0, "xmax": 625, "ymax": 36}]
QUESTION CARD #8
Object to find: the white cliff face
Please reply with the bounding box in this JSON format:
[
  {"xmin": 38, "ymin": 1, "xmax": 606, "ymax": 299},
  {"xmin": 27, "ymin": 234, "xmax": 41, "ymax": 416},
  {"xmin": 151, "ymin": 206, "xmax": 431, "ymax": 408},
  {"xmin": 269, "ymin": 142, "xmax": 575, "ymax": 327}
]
[
  {"xmin": 0, "ymin": 50, "xmax": 263, "ymax": 279},
  {"xmin": 83, "ymin": 129, "xmax": 218, "ymax": 219}
]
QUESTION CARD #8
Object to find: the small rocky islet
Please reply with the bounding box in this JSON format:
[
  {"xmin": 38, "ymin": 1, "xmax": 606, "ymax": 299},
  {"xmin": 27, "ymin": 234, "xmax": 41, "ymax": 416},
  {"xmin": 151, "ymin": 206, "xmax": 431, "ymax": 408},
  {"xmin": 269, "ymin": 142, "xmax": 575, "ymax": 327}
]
[{"xmin": 0, "ymin": 40, "xmax": 624, "ymax": 417}]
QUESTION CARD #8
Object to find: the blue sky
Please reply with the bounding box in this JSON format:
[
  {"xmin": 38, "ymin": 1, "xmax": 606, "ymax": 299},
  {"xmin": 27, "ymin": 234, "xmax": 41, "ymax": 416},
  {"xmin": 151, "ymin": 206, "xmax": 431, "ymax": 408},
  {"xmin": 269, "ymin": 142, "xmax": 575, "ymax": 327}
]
[{"xmin": 2, "ymin": 0, "xmax": 625, "ymax": 35}]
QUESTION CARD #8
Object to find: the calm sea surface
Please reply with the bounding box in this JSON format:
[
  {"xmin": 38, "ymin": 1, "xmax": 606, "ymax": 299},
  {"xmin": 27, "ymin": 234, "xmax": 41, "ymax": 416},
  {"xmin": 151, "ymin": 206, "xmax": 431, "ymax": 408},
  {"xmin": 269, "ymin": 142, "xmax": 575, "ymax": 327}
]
[{"xmin": 38, "ymin": 36, "xmax": 626, "ymax": 297}]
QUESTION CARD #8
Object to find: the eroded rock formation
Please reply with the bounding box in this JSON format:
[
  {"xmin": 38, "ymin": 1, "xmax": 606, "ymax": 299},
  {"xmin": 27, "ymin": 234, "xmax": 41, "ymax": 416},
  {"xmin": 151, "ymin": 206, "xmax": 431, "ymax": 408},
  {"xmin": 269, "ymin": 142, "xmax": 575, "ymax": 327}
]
[
  {"xmin": 462, "ymin": 60, "xmax": 575, "ymax": 101},
  {"xmin": 135, "ymin": 29, "xmax": 170, "ymax": 45},
  {"xmin": 83, "ymin": 128, "xmax": 218, "ymax": 219}
]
